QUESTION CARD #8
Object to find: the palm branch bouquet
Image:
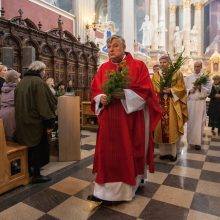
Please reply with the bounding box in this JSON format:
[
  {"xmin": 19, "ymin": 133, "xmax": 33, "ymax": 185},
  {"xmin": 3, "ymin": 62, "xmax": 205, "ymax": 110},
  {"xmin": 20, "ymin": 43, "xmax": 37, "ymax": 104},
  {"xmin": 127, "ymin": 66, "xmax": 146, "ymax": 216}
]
[
  {"xmin": 193, "ymin": 73, "xmax": 210, "ymax": 87},
  {"xmin": 153, "ymin": 51, "xmax": 187, "ymax": 91},
  {"xmin": 214, "ymin": 84, "xmax": 220, "ymax": 93},
  {"xmin": 101, "ymin": 60, "xmax": 130, "ymax": 105}
]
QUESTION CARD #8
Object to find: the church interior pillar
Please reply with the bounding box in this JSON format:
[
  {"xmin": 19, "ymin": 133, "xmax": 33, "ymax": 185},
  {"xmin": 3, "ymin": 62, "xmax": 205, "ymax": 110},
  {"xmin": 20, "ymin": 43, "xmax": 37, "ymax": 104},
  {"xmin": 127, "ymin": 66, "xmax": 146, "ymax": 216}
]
[
  {"xmin": 72, "ymin": 0, "xmax": 95, "ymax": 43},
  {"xmin": 183, "ymin": 0, "xmax": 191, "ymax": 56},
  {"xmin": 158, "ymin": 0, "xmax": 166, "ymax": 51},
  {"xmin": 168, "ymin": 4, "xmax": 176, "ymax": 55},
  {"xmin": 150, "ymin": 0, "xmax": 158, "ymax": 50},
  {"xmin": 107, "ymin": 0, "xmax": 122, "ymax": 36},
  {"xmin": 122, "ymin": 0, "xmax": 134, "ymax": 53},
  {"xmin": 145, "ymin": 0, "xmax": 150, "ymax": 15},
  {"xmin": 194, "ymin": 1, "xmax": 203, "ymax": 56}
]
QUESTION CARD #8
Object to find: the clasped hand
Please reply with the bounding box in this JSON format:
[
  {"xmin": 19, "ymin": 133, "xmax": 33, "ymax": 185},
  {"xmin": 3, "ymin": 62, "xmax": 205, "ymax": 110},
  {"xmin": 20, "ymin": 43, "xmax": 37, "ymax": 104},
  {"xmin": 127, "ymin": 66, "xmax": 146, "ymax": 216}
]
[
  {"xmin": 111, "ymin": 91, "xmax": 125, "ymax": 99},
  {"xmin": 162, "ymin": 87, "xmax": 171, "ymax": 94},
  {"xmin": 100, "ymin": 91, "xmax": 125, "ymax": 106},
  {"xmin": 100, "ymin": 95, "xmax": 107, "ymax": 105}
]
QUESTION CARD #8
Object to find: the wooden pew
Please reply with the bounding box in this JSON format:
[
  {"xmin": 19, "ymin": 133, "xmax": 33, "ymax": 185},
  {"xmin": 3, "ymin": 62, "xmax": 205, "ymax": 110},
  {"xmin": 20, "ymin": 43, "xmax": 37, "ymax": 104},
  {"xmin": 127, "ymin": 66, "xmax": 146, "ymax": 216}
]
[{"xmin": 0, "ymin": 119, "xmax": 29, "ymax": 194}]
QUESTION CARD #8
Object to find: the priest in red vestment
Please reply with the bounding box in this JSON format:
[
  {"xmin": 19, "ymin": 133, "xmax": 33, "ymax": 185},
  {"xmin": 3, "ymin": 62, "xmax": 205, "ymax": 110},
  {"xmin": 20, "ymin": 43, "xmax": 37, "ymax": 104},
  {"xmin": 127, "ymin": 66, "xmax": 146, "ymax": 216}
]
[{"xmin": 89, "ymin": 35, "xmax": 161, "ymax": 204}]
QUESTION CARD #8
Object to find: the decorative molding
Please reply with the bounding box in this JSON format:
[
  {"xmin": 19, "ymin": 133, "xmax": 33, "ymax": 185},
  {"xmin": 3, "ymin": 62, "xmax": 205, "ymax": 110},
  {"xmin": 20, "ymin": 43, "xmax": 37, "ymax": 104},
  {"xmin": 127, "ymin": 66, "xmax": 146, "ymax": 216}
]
[
  {"xmin": 169, "ymin": 4, "xmax": 177, "ymax": 13},
  {"xmin": 194, "ymin": 2, "xmax": 202, "ymax": 10},
  {"xmin": 183, "ymin": 0, "xmax": 191, "ymax": 8}
]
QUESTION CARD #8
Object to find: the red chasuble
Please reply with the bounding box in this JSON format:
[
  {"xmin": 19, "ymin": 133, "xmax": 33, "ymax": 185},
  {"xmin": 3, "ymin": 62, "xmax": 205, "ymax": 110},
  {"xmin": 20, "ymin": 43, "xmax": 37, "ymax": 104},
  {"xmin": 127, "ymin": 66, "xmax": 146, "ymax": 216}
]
[{"xmin": 90, "ymin": 53, "xmax": 161, "ymax": 185}]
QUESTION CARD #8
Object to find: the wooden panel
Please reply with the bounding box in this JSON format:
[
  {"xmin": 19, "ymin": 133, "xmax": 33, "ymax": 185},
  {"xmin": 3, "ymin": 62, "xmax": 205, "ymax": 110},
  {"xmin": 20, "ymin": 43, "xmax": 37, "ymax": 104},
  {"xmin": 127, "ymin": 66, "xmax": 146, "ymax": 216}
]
[
  {"xmin": 81, "ymin": 101, "xmax": 98, "ymax": 130},
  {"xmin": 58, "ymin": 96, "xmax": 81, "ymax": 161},
  {"xmin": 67, "ymin": 62, "xmax": 77, "ymax": 89},
  {"xmin": 0, "ymin": 119, "xmax": 29, "ymax": 194},
  {"xmin": 41, "ymin": 56, "xmax": 53, "ymax": 78},
  {"xmin": 0, "ymin": 15, "xmax": 99, "ymax": 102},
  {"xmin": 54, "ymin": 59, "xmax": 66, "ymax": 84},
  {"xmin": 0, "ymin": 119, "xmax": 7, "ymax": 185},
  {"xmin": 82, "ymin": 101, "xmax": 94, "ymax": 115}
]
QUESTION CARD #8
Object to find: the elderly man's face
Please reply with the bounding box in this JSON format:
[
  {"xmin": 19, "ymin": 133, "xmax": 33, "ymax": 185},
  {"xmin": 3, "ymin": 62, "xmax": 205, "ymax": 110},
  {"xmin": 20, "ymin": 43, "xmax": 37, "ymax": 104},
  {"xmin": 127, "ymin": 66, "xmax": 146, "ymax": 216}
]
[
  {"xmin": 107, "ymin": 38, "xmax": 125, "ymax": 63},
  {"xmin": 194, "ymin": 62, "xmax": 202, "ymax": 74},
  {"xmin": 159, "ymin": 58, "xmax": 169, "ymax": 72}
]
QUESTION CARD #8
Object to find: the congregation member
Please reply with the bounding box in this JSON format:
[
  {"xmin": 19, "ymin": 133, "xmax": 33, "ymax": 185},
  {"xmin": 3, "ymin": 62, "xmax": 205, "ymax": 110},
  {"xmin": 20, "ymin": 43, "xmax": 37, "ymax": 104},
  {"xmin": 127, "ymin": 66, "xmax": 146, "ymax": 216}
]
[
  {"xmin": 152, "ymin": 55, "xmax": 188, "ymax": 161},
  {"xmin": 15, "ymin": 61, "xmax": 57, "ymax": 183},
  {"xmin": 185, "ymin": 61, "xmax": 212, "ymax": 150},
  {"xmin": 46, "ymin": 77, "xmax": 56, "ymax": 95},
  {"xmin": 0, "ymin": 65, "xmax": 7, "ymax": 106},
  {"xmin": 152, "ymin": 64, "xmax": 160, "ymax": 75},
  {"xmin": 207, "ymin": 75, "xmax": 220, "ymax": 135},
  {"xmin": 0, "ymin": 65, "xmax": 7, "ymax": 91},
  {"xmin": 89, "ymin": 35, "xmax": 161, "ymax": 204},
  {"xmin": 0, "ymin": 70, "xmax": 20, "ymax": 141}
]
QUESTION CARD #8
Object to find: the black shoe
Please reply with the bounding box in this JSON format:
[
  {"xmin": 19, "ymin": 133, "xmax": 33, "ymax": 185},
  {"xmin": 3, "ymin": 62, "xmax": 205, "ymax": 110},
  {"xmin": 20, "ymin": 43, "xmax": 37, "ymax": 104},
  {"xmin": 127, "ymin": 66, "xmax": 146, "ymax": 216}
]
[
  {"xmin": 87, "ymin": 195, "xmax": 102, "ymax": 202},
  {"xmin": 87, "ymin": 195, "xmax": 122, "ymax": 206},
  {"xmin": 195, "ymin": 145, "xmax": 201, "ymax": 150},
  {"xmin": 159, "ymin": 155, "xmax": 170, "ymax": 160},
  {"xmin": 32, "ymin": 175, "xmax": 52, "ymax": 184},
  {"xmin": 169, "ymin": 155, "xmax": 177, "ymax": 162}
]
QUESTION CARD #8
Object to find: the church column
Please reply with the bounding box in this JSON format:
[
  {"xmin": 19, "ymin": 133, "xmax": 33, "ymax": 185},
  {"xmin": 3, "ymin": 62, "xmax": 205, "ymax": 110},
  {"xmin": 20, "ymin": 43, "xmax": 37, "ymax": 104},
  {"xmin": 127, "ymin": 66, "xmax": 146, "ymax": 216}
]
[
  {"xmin": 145, "ymin": 0, "xmax": 150, "ymax": 15},
  {"xmin": 159, "ymin": 0, "xmax": 166, "ymax": 23},
  {"xmin": 168, "ymin": 4, "xmax": 177, "ymax": 55},
  {"xmin": 159, "ymin": 0, "xmax": 166, "ymax": 51},
  {"xmin": 194, "ymin": 1, "xmax": 202, "ymax": 56},
  {"xmin": 72, "ymin": 0, "xmax": 95, "ymax": 43},
  {"xmin": 107, "ymin": 0, "xmax": 122, "ymax": 36},
  {"xmin": 122, "ymin": 0, "xmax": 134, "ymax": 53},
  {"xmin": 150, "ymin": 0, "xmax": 158, "ymax": 50},
  {"xmin": 182, "ymin": 0, "xmax": 191, "ymax": 56}
]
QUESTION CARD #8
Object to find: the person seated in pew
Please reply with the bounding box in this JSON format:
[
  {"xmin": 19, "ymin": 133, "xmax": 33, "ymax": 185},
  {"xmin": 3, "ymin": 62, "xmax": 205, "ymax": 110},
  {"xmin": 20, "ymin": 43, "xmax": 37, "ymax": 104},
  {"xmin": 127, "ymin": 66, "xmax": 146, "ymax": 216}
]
[{"xmin": 0, "ymin": 70, "xmax": 20, "ymax": 141}]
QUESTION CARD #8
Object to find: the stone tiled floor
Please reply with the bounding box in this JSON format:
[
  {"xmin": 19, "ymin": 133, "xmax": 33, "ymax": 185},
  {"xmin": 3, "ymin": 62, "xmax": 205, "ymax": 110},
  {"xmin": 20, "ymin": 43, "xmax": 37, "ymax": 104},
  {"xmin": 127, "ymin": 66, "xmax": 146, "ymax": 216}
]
[{"xmin": 1, "ymin": 128, "xmax": 220, "ymax": 220}]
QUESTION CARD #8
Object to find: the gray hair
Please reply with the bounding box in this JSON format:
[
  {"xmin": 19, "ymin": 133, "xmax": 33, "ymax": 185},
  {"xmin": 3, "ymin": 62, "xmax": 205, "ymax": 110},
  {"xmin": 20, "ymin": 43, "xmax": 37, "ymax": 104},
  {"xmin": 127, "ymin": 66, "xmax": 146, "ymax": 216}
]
[
  {"xmin": 106, "ymin": 35, "xmax": 126, "ymax": 47},
  {"xmin": 28, "ymin": 61, "xmax": 46, "ymax": 72},
  {"xmin": 159, "ymin": 55, "xmax": 169, "ymax": 61},
  {"xmin": 194, "ymin": 61, "xmax": 203, "ymax": 67},
  {"xmin": 212, "ymin": 74, "xmax": 220, "ymax": 81},
  {"xmin": 5, "ymin": 70, "xmax": 20, "ymax": 83}
]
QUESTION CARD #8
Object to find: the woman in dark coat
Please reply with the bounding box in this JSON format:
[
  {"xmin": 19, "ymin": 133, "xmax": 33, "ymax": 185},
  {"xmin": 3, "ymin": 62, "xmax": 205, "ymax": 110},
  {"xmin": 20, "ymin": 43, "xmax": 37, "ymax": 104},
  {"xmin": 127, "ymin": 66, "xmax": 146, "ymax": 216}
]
[
  {"xmin": 15, "ymin": 61, "xmax": 57, "ymax": 183},
  {"xmin": 208, "ymin": 75, "xmax": 220, "ymax": 135}
]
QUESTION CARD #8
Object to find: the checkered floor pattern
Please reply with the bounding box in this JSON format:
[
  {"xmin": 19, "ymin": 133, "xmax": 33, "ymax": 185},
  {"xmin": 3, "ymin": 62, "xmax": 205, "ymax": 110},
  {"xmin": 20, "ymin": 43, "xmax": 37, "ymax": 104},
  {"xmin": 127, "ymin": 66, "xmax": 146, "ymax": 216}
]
[{"xmin": 0, "ymin": 127, "xmax": 220, "ymax": 220}]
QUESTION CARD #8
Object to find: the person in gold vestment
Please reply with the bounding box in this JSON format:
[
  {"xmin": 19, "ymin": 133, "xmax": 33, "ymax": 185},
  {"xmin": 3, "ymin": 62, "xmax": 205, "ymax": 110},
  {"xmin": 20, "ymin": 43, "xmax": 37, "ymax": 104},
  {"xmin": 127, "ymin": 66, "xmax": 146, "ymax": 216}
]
[{"xmin": 152, "ymin": 55, "xmax": 188, "ymax": 161}]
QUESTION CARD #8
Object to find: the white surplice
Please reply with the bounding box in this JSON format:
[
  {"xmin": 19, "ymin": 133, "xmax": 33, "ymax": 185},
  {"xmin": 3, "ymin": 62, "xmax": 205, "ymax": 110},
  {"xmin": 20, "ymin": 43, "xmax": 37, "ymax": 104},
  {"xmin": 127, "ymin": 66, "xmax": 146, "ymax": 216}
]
[
  {"xmin": 93, "ymin": 89, "xmax": 149, "ymax": 201},
  {"xmin": 184, "ymin": 73, "xmax": 212, "ymax": 146}
]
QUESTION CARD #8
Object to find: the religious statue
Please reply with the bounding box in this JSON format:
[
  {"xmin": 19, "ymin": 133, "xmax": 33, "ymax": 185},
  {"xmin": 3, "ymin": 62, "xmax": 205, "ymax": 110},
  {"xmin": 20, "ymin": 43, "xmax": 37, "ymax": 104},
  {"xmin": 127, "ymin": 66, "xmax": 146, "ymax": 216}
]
[
  {"xmin": 158, "ymin": 19, "xmax": 167, "ymax": 51},
  {"xmin": 190, "ymin": 25, "xmax": 198, "ymax": 54},
  {"xmin": 173, "ymin": 26, "xmax": 183, "ymax": 54},
  {"xmin": 139, "ymin": 15, "xmax": 154, "ymax": 48}
]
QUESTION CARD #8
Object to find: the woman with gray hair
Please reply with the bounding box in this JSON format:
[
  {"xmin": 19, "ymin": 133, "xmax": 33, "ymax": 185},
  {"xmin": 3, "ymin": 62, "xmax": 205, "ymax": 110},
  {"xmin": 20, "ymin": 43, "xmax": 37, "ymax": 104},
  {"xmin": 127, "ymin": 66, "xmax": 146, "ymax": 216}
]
[
  {"xmin": 208, "ymin": 74, "xmax": 220, "ymax": 135},
  {"xmin": 15, "ymin": 61, "xmax": 57, "ymax": 183},
  {"xmin": 0, "ymin": 70, "xmax": 20, "ymax": 141}
]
